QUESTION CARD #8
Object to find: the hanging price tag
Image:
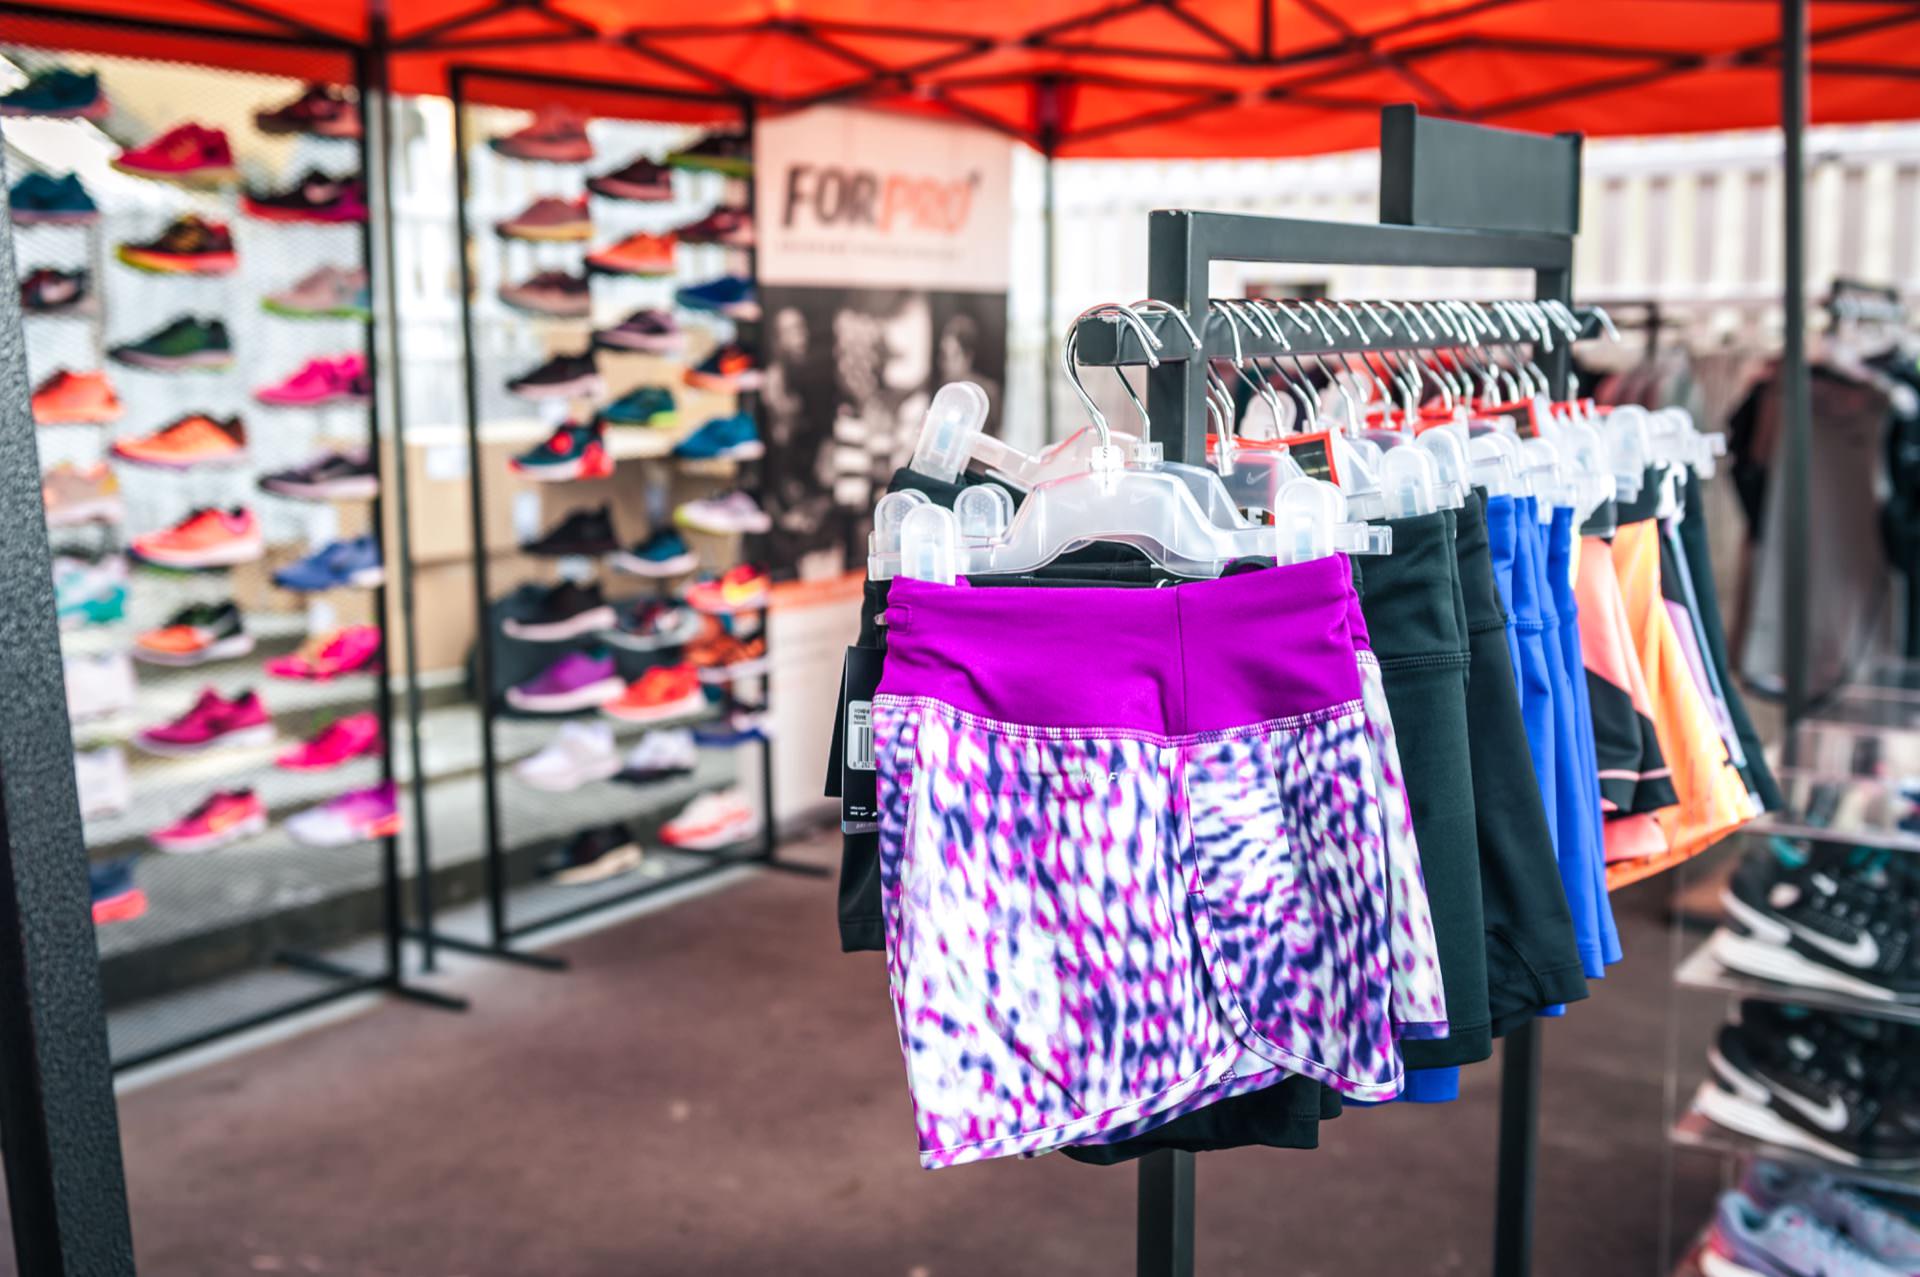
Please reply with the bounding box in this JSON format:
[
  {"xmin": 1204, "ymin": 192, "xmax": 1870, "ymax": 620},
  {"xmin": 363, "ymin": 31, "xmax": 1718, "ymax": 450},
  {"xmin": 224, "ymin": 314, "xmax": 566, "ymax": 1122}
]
[
  {"xmin": 839, "ymin": 645, "xmax": 883, "ymax": 832},
  {"xmin": 1284, "ymin": 431, "xmax": 1341, "ymax": 485}
]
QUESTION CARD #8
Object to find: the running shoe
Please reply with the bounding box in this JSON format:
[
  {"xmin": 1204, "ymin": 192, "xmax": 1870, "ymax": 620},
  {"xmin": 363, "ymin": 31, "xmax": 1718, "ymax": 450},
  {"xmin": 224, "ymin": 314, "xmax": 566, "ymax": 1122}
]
[
  {"xmin": 113, "ymin": 123, "xmax": 236, "ymax": 186},
  {"xmin": 616, "ymin": 727, "xmax": 697, "ymax": 784},
  {"xmin": 32, "ymin": 369, "xmax": 120, "ymax": 424},
  {"xmin": 659, "ymin": 786, "xmax": 759, "ymax": 849},
  {"xmin": 0, "ymin": 67, "xmax": 107, "ymax": 120},
  {"xmin": 259, "ymin": 450, "xmax": 378, "ymax": 500},
  {"xmin": 131, "ymin": 507, "xmax": 262, "ymax": 570},
  {"xmin": 21, "ymin": 266, "xmax": 92, "ymax": 314},
  {"xmin": 264, "ymin": 625, "xmax": 382, "ymax": 680},
  {"xmin": 109, "ymin": 316, "xmax": 232, "ymax": 372},
  {"xmin": 497, "ymin": 195, "xmax": 591, "ymax": 242},
  {"xmin": 499, "ymin": 270, "xmax": 590, "ymax": 318},
  {"xmin": 242, "ymin": 170, "xmax": 367, "ymax": 223},
  {"xmin": 111, "ymin": 413, "xmax": 247, "ymax": 469},
  {"xmin": 603, "ymin": 663, "xmax": 706, "ymax": 724},
  {"xmin": 586, "ymin": 230, "xmax": 675, "ymax": 277},
  {"xmin": 587, "ymin": 156, "xmax": 673, "ymax": 201},
  {"xmin": 1744, "ymin": 1160, "xmax": 1920, "ymax": 1270},
  {"xmin": 263, "ymin": 266, "xmax": 370, "ymax": 319},
  {"xmin": 506, "ymin": 649, "xmax": 624, "ymax": 714},
  {"xmin": 683, "ymin": 344, "xmax": 763, "ymax": 393},
  {"xmin": 508, "ymin": 351, "xmax": 602, "ymax": 401},
  {"xmin": 610, "ymin": 528, "xmax": 698, "ymax": 578},
  {"xmin": 65, "ymin": 652, "xmax": 137, "ymax": 721},
  {"xmin": 673, "ymin": 412, "xmax": 763, "ymax": 461},
  {"xmin": 522, "ymin": 506, "xmax": 619, "ymax": 558},
  {"xmin": 664, "ymin": 133, "xmax": 751, "ymax": 177},
  {"xmin": 43, "ymin": 461, "xmax": 122, "ymax": 526},
  {"xmin": 675, "ymin": 274, "xmax": 758, "ymax": 320},
  {"xmin": 1702, "ymin": 1189, "xmax": 1903, "ymax": 1277},
  {"xmin": 685, "ymin": 564, "xmax": 770, "ymax": 613},
  {"xmin": 278, "ymin": 712, "xmax": 383, "ymax": 771},
  {"xmin": 90, "ymin": 859, "xmax": 147, "ymax": 925},
  {"xmin": 540, "ymin": 823, "xmax": 644, "ymax": 885},
  {"xmin": 490, "ymin": 106, "xmax": 593, "ymax": 163},
  {"xmin": 593, "ymin": 308, "xmax": 682, "ymax": 353},
  {"xmin": 75, "ymin": 746, "xmax": 130, "ymax": 820},
  {"xmin": 693, "ymin": 708, "xmax": 769, "ymax": 747},
  {"xmin": 9, "ymin": 172, "xmax": 97, "ymax": 225},
  {"xmin": 256, "ymin": 354, "xmax": 370, "ymax": 407},
  {"xmin": 1717, "ymin": 845, "xmax": 1920, "ymax": 1002},
  {"xmin": 675, "ymin": 490, "xmax": 770, "ymax": 535},
  {"xmin": 273, "ymin": 535, "xmax": 384, "ymax": 591},
  {"xmin": 135, "ymin": 688, "xmax": 273, "ymax": 757},
  {"xmin": 133, "ymin": 600, "xmax": 252, "ymax": 667},
  {"xmin": 150, "ymin": 788, "xmax": 267, "ymax": 854},
  {"xmin": 600, "ymin": 598, "xmax": 703, "ymax": 651},
  {"xmin": 508, "ymin": 420, "xmax": 612, "ymax": 482},
  {"xmin": 502, "ymin": 580, "xmax": 617, "ymax": 642},
  {"xmin": 672, "ymin": 204, "xmax": 753, "ymax": 247},
  {"xmin": 598, "ymin": 385, "xmax": 676, "ymax": 428},
  {"xmin": 54, "ymin": 555, "xmax": 126, "ymax": 629},
  {"xmin": 514, "ymin": 721, "xmax": 621, "ymax": 792},
  {"xmin": 688, "ymin": 633, "xmax": 767, "ymax": 684},
  {"xmin": 255, "ymin": 83, "xmax": 360, "ymax": 138},
  {"xmin": 115, "ymin": 214, "xmax": 236, "ymax": 275},
  {"xmin": 286, "ymin": 782, "xmax": 401, "ymax": 847}
]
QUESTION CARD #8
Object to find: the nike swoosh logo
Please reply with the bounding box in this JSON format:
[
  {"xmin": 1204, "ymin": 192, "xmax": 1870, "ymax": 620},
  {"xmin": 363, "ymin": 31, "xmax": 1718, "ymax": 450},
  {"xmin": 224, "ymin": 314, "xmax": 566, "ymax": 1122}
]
[
  {"xmin": 1785, "ymin": 921, "xmax": 1881, "ymax": 968},
  {"xmin": 1770, "ymin": 1083, "xmax": 1851, "ymax": 1133}
]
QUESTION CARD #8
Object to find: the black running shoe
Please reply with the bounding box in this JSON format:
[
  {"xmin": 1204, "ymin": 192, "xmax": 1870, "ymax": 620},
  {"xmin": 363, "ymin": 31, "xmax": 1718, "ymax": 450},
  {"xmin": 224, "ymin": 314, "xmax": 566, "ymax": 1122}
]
[
  {"xmin": 1717, "ymin": 846, "xmax": 1920, "ymax": 1002},
  {"xmin": 259, "ymin": 450, "xmax": 377, "ymax": 501},
  {"xmin": 21, "ymin": 266, "xmax": 90, "ymax": 314},
  {"xmin": 507, "ymin": 351, "xmax": 602, "ymax": 401},
  {"xmin": 501, "ymin": 580, "xmax": 616, "ymax": 643},
  {"xmin": 523, "ymin": 505, "xmax": 619, "ymax": 557},
  {"xmin": 1698, "ymin": 1002, "xmax": 1920, "ymax": 1168},
  {"xmin": 539, "ymin": 822, "xmax": 643, "ymax": 884}
]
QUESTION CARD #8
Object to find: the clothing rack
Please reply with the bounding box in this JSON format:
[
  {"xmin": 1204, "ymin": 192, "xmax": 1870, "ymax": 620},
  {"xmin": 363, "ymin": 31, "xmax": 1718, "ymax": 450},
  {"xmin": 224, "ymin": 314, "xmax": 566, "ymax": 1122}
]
[{"xmin": 1068, "ymin": 105, "xmax": 1582, "ymax": 1277}]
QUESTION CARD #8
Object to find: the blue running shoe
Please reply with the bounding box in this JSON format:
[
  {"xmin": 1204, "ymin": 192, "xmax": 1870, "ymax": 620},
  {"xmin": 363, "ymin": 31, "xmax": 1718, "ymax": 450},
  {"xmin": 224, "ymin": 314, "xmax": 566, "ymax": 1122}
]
[
  {"xmin": 10, "ymin": 172, "xmax": 98, "ymax": 225},
  {"xmin": 599, "ymin": 385, "xmax": 677, "ymax": 428},
  {"xmin": 273, "ymin": 535, "xmax": 383, "ymax": 592},
  {"xmin": 673, "ymin": 413, "xmax": 764, "ymax": 461},
  {"xmin": 1702, "ymin": 1190, "xmax": 1902, "ymax": 1277},
  {"xmin": 1744, "ymin": 1162, "xmax": 1920, "ymax": 1270},
  {"xmin": 0, "ymin": 68, "xmax": 106, "ymax": 120},
  {"xmin": 674, "ymin": 274, "xmax": 758, "ymax": 321},
  {"xmin": 610, "ymin": 529, "xmax": 698, "ymax": 578}
]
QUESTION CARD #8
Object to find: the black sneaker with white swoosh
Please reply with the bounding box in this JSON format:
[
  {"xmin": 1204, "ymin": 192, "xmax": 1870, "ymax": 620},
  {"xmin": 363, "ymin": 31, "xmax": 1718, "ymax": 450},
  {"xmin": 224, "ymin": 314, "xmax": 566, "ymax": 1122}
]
[{"xmin": 1715, "ymin": 846, "xmax": 1920, "ymax": 1002}]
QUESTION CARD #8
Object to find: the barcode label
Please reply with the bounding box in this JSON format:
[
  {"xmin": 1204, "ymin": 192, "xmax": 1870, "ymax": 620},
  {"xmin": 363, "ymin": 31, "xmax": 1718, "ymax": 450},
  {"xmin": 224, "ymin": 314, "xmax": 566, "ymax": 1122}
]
[{"xmin": 846, "ymin": 701, "xmax": 874, "ymax": 771}]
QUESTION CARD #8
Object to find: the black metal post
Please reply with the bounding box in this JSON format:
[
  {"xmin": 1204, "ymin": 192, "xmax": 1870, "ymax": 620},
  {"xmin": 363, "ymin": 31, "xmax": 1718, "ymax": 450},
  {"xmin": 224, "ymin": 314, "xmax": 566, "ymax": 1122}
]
[
  {"xmin": 0, "ymin": 138, "xmax": 137, "ymax": 1277},
  {"xmin": 1136, "ymin": 1148, "xmax": 1195, "ymax": 1277},
  {"xmin": 1493, "ymin": 1018, "xmax": 1544, "ymax": 1277},
  {"xmin": 1781, "ymin": 0, "xmax": 1812, "ymax": 752}
]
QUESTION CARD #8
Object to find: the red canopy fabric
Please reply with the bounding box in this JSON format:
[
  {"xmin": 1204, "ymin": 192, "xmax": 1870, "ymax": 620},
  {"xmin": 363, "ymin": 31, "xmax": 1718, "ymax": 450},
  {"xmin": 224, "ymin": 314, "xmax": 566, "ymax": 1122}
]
[{"xmin": 2, "ymin": 0, "xmax": 1919, "ymax": 155}]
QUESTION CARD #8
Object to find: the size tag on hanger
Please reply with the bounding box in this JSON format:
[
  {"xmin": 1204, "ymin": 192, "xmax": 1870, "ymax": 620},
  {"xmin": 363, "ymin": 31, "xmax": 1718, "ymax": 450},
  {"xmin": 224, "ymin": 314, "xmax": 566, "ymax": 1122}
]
[
  {"xmin": 1285, "ymin": 431, "xmax": 1341, "ymax": 485},
  {"xmin": 839, "ymin": 645, "xmax": 884, "ymax": 832}
]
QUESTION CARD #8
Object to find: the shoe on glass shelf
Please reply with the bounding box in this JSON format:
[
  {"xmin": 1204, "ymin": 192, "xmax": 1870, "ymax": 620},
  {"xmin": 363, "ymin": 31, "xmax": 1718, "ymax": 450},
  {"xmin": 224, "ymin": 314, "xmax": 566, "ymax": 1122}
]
[
  {"xmin": 151, "ymin": 788, "xmax": 267, "ymax": 854},
  {"xmin": 675, "ymin": 274, "xmax": 757, "ymax": 320},
  {"xmin": 260, "ymin": 450, "xmax": 378, "ymax": 501},
  {"xmin": 664, "ymin": 132, "xmax": 751, "ymax": 177},
  {"xmin": 1702, "ymin": 1190, "xmax": 1903, "ymax": 1277},
  {"xmin": 499, "ymin": 270, "xmax": 590, "ymax": 318},
  {"xmin": 503, "ymin": 580, "xmax": 618, "ymax": 643},
  {"xmin": 490, "ymin": 106, "xmax": 593, "ymax": 164},
  {"xmin": 616, "ymin": 727, "xmax": 697, "ymax": 784},
  {"xmin": 116, "ymin": 214, "xmax": 236, "ymax": 275},
  {"xmin": 43, "ymin": 461, "xmax": 122, "ymax": 527},
  {"xmin": 685, "ymin": 563, "xmax": 770, "ymax": 614},
  {"xmin": 507, "ymin": 649, "xmax": 625, "ymax": 715},
  {"xmin": 586, "ymin": 231, "xmax": 675, "ymax": 277},
  {"xmin": 588, "ymin": 156, "xmax": 673, "ymax": 201},
  {"xmin": 263, "ymin": 624, "xmax": 382, "ymax": 681},
  {"xmin": 263, "ymin": 265, "xmax": 370, "ymax": 319},
  {"xmin": 610, "ymin": 528, "xmax": 698, "ymax": 578},
  {"xmin": 601, "ymin": 598, "xmax": 703, "ymax": 652},
  {"xmin": 660, "ymin": 786, "xmax": 759, "ymax": 850},
  {"xmin": 598, "ymin": 385, "xmax": 676, "ymax": 428},
  {"xmin": 75, "ymin": 746, "xmax": 130, "ymax": 820},
  {"xmin": 672, "ymin": 204, "xmax": 753, "ymax": 247},
  {"xmin": 256, "ymin": 354, "xmax": 370, "ymax": 407},
  {"xmin": 32, "ymin": 370, "xmax": 120, "ymax": 424},
  {"xmin": 593, "ymin": 308, "xmax": 682, "ymax": 354},
  {"xmin": 90, "ymin": 859, "xmax": 147, "ymax": 925},
  {"xmin": 509, "ymin": 420, "xmax": 613, "ymax": 482},
  {"xmin": 278, "ymin": 712, "xmax": 383, "ymax": 771},
  {"xmin": 0, "ymin": 67, "xmax": 107, "ymax": 120},
  {"xmin": 10, "ymin": 172, "xmax": 97, "ymax": 225},
  {"xmin": 673, "ymin": 413, "xmax": 763, "ymax": 461},
  {"xmin": 133, "ymin": 600, "xmax": 252, "ymax": 667},
  {"xmin": 524, "ymin": 505, "xmax": 620, "ymax": 558},
  {"xmin": 1743, "ymin": 1160, "xmax": 1920, "ymax": 1270},
  {"xmin": 113, "ymin": 122, "xmax": 235, "ymax": 186},
  {"xmin": 109, "ymin": 316, "xmax": 231, "ymax": 372},
  {"xmin": 131, "ymin": 507, "xmax": 263, "ymax": 570},
  {"xmin": 65, "ymin": 652, "xmax": 137, "ymax": 722},
  {"xmin": 256, "ymin": 83, "xmax": 360, "ymax": 138},
  {"xmin": 675, "ymin": 491, "xmax": 770, "ymax": 536},
  {"xmin": 242, "ymin": 170, "xmax": 367, "ymax": 223},
  {"xmin": 287, "ymin": 782, "xmax": 401, "ymax": 847},
  {"xmin": 1716, "ymin": 844, "xmax": 1920, "ymax": 1003},
  {"xmin": 55, "ymin": 556, "xmax": 127, "ymax": 630},
  {"xmin": 111, "ymin": 413, "xmax": 247, "ymax": 469},
  {"xmin": 497, "ymin": 195, "xmax": 591, "ymax": 243},
  {"xmin": 540, "ymin": 823, "xmax": 645, "ymax": 885},
  {"xmin": 683, "ymin": 344, "xmax": 763, "ymax": 394},
  {"xmin": 508, "ymin": 351, "xmax": 603, "ymax": 401},
  {"xmin": 135, "ymin": 687, "xmax": 273, "ymax": 757},
  {"xmin": 515, "ymin": 721, "xmax": 622, "ymax": 792},
  {"xmin": 274, "ymin": 535, "xmax": 384, "ymax": 592},
  {"xmin": 693, "ymin": 709, "xmax": 769, "ymax": 748},
  {"xmin": 603, "ymin": 663, "xmax": 706, "ymax": 724},
  {"xmin": 21, "ymin": 266, "xmax": 92, "ymax": 314},
  {"xmin": 688, "ymin": 633, "xmax": 767, "ymax": 684}
]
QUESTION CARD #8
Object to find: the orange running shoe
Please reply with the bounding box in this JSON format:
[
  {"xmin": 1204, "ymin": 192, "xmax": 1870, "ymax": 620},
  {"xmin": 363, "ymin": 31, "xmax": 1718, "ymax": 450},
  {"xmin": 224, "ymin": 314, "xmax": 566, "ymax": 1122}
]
[
  {"xmin": 586, "ymin": 230, "xmax": 676, "ymax": 277},
  {"xmin": 32, "ymin": 369, "xmax": 120, "ymax": 424},
  {"xmin": 111, "ymin": 414, "xmax": 247, "ymax": 469},
  {"xmin": 602, "ymin": 663, "xmax": 707, "ymax": 724},
  {"xmin": 689, "ymin": 633, "xmax": 768, "ymax": 684},
  {"xmin": 685, "ymin": 564, "xmax": 770, "ymax": 615},
  {"xmin": 131, "ymin": 507, "xmax": 263, "ymax": 569}
]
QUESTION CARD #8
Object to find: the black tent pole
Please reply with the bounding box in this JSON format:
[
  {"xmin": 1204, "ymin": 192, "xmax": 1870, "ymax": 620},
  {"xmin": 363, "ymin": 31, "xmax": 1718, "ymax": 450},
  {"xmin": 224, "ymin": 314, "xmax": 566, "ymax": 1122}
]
[{"xmin": 1780, "ymin": 0, "xmax": 1811, "ymax": 750}]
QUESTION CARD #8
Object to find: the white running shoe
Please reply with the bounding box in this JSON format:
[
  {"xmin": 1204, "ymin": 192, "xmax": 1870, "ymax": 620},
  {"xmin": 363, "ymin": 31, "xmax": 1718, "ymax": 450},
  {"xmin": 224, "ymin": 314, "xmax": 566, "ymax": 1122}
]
[
  {"xmin": 514, "ymin": 721, "xmax": 622, "ymax": 792},
  {"xmin": 659, "ymin": 786, "xmax": 759, "ymax": 850},
  {"xmin": 65, "ymin": 652, "xmax": 137, "ymax": 722},
  {"xmin": 74, "ymin": 746, "xmax": 130, "ymax": 818},
  {"xmin": 616, "ymin": 727, "xmax": 697, "ymax": 783}
]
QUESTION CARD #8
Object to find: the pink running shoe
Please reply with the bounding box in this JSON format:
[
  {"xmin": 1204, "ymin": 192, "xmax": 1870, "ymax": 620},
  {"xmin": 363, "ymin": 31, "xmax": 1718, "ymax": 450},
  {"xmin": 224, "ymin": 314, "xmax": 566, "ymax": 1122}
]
[
  {"xmin": 286, "ymin": 781, "xmax": 400, "ymax": 846},
  {"xmin": 265, "ymin": 625, "xmax": 382, "ymax": 681},
  {"xmin": 150, "ymin": 788, "xmax": 267, "ymax": 854},
  {"xmin": 113, "ymin": 123, "xmax": 237, "ymax": 187},
  {"xmin": 256, "ymin": 354, "xmax": 369, "ymax": 407},
  {"xmin": 135, "ymin": 688, "xmax": 273, "ymax": 757},
  {"xmin": 278, "ymin": 712, "xmax": 383, "ymax": 770}
]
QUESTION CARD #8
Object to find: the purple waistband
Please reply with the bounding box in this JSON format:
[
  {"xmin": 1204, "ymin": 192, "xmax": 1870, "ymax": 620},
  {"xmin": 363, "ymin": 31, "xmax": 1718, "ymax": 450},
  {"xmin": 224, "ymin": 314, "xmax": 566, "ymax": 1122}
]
[{"xmin": 878, "ymin": 555, "xmax": 1363, "ymax": 736}]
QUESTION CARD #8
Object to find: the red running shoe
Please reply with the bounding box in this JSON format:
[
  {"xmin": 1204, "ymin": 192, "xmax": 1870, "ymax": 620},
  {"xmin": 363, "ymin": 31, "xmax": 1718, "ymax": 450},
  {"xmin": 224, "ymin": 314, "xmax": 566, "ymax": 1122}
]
[
  {"xmin": 277, "ymin": 712, "xmax": 383, "ymax": 770},
  {"xmin": 150, "ymin": 789, "xmax": 268, "ymax": 854},
  {"xmin": 113, "ymin": 123, "xmax": 236, "ymax": 187},
  {"xmin": 135, "ymin": 687, "xmax": 273, "ymax": 757}
]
